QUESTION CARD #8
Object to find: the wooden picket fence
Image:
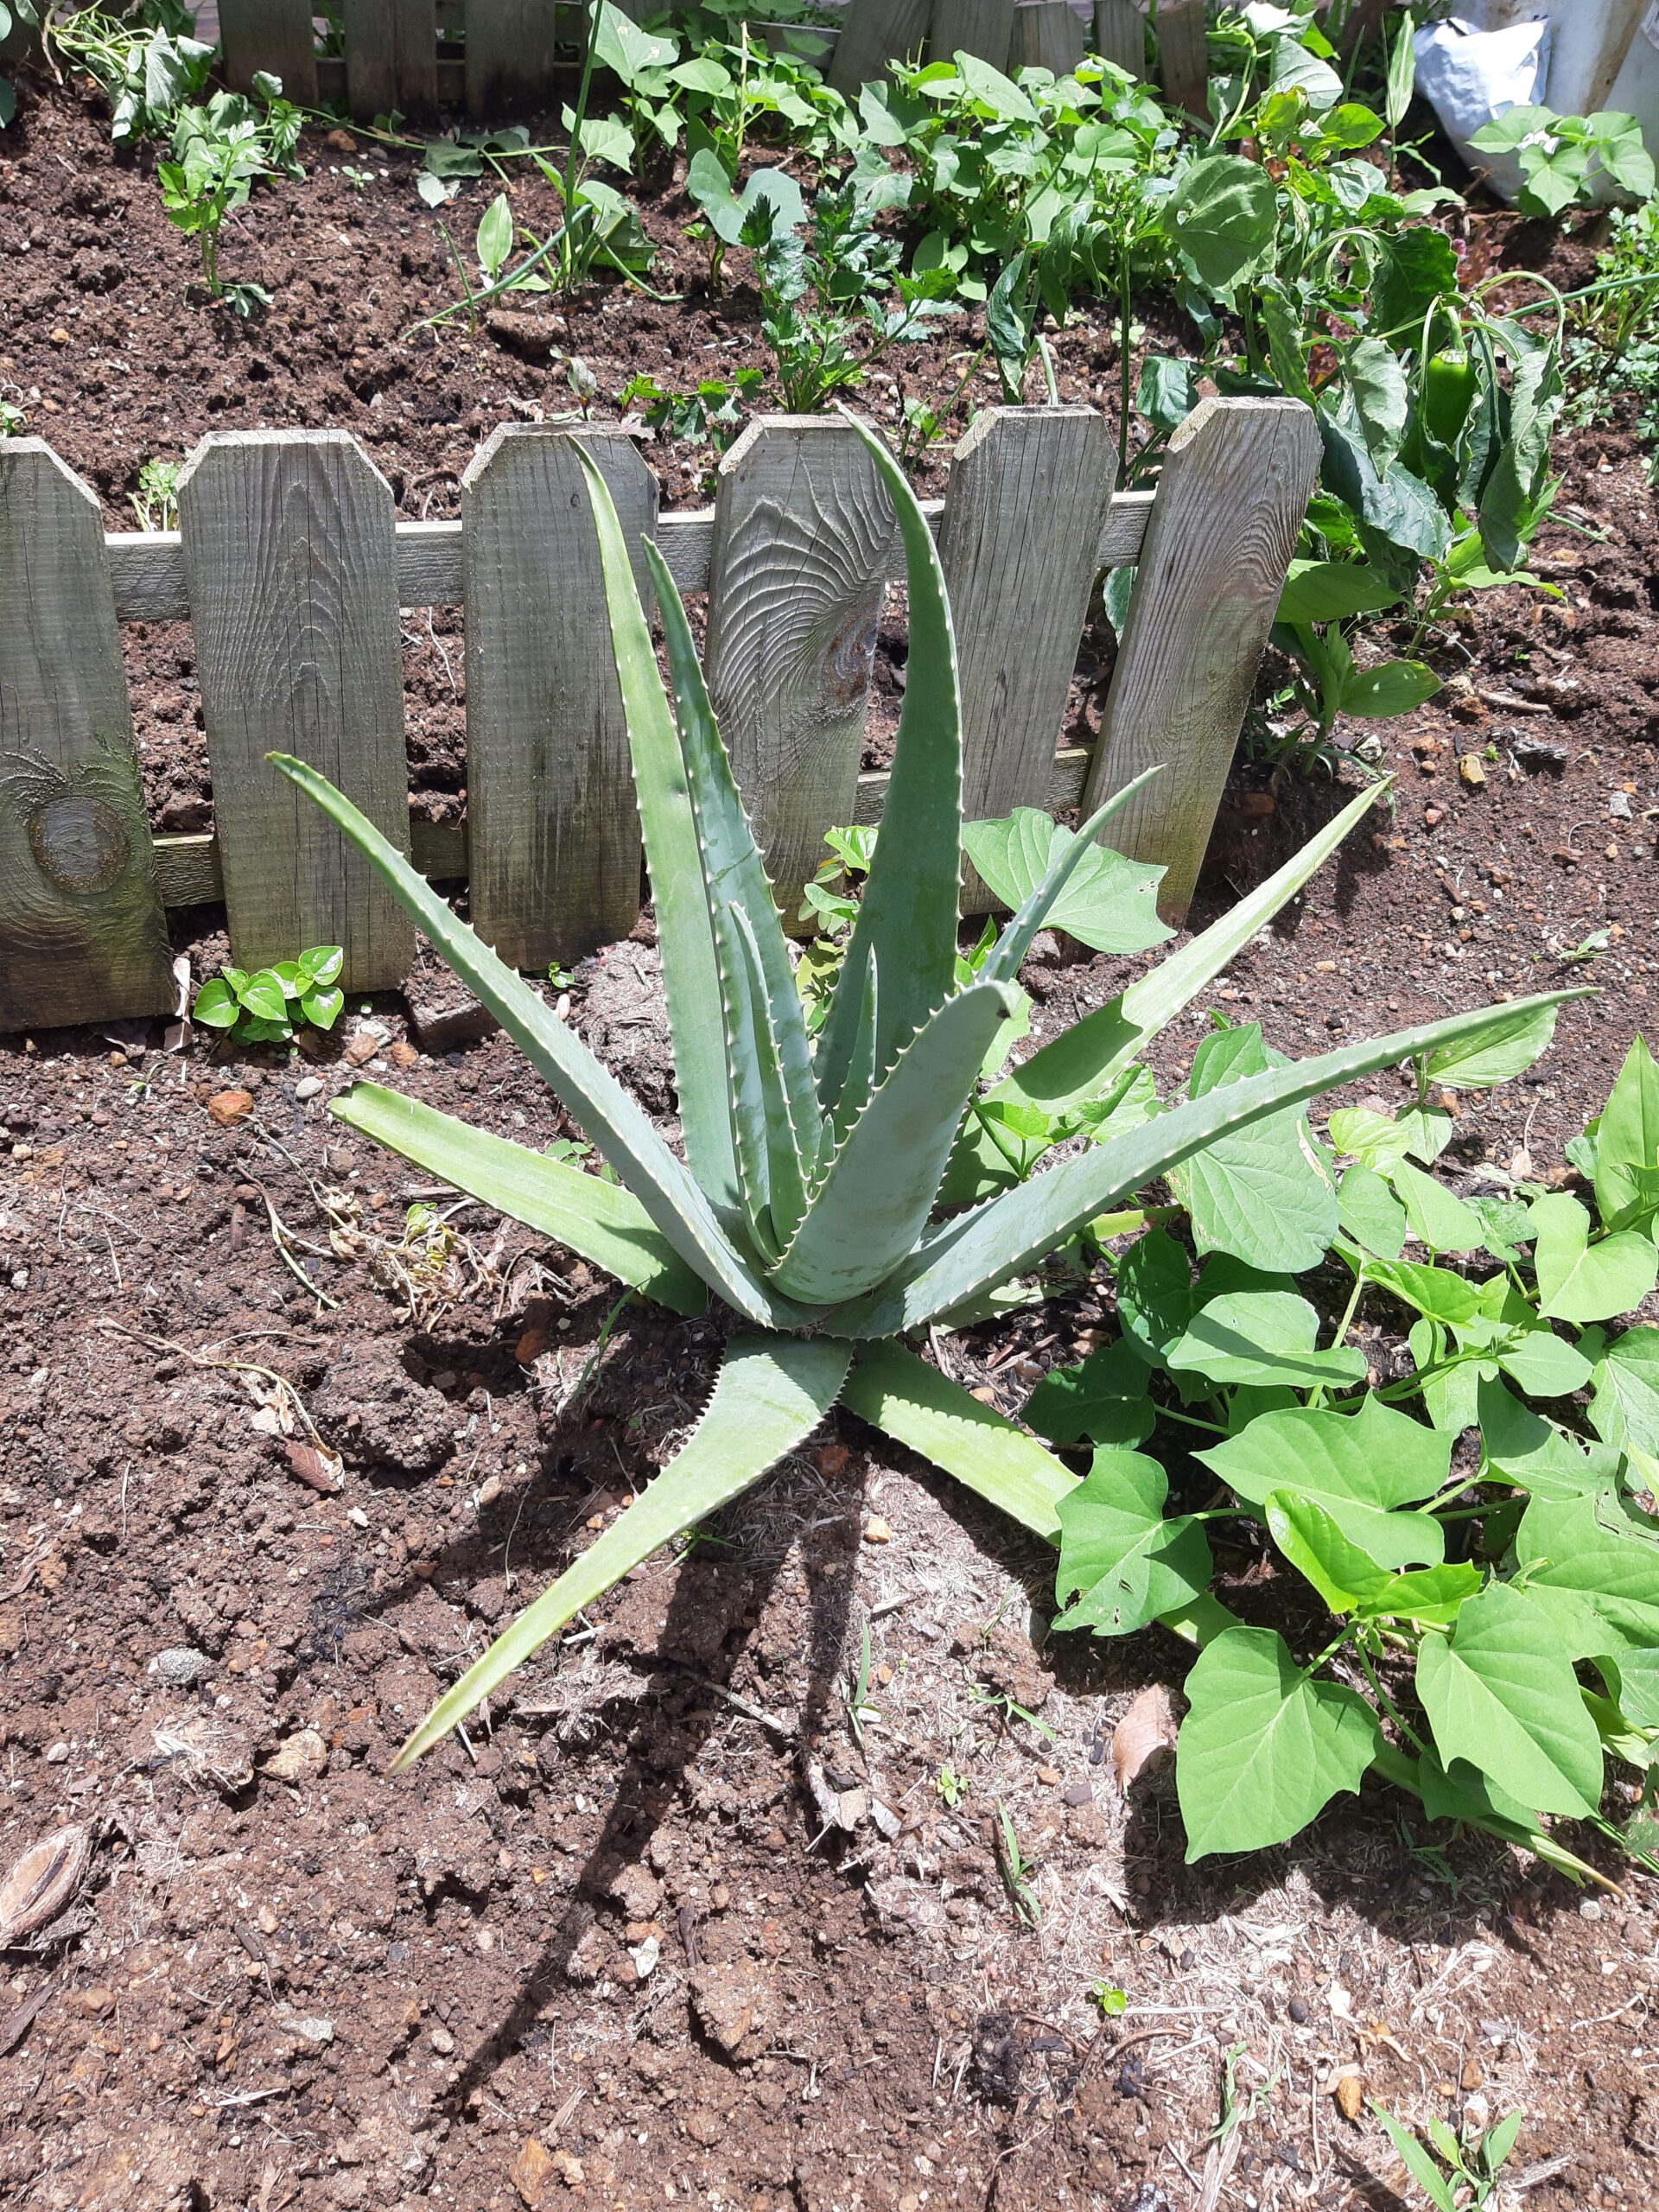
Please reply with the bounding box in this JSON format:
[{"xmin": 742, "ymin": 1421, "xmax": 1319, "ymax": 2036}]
[
  {"xmin": 0, "ymin": 398, "xmax": 1318, "ymax": 1033},
  {"xmin": 212, "ymin": 0, "xmax": 1210, "ymax": 121}
]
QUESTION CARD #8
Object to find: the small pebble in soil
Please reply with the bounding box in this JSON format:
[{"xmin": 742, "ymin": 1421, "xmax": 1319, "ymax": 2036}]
[
  {"xmin": 862, "ymin": 1516, "xmax": 892, "ymax": 1544},
  {"xmin": 149, "ymin": 1646, "xmax": 210, "ymax": 1687},
  {"xmin": 295, "ymin": 1076, "xmax": 323, "ymax": 1101}
]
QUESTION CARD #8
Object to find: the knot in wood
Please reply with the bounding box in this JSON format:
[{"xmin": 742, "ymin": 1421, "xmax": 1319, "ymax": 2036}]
[
  {"xmin": 27, "ymin": 790, "xmax": 130, "ymax": 894},
  {"xmin": 821, "ymin": 607, "xmax": 879, "ymax": 714}
]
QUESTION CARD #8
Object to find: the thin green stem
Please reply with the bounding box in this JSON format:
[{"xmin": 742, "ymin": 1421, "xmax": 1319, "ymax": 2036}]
[
  {"xmin": 1353, "ymin": 1640, "xmax": 1431, "ymax": 1759},
  {"xmin": 1156, "ymin": 1404, "xmax": 1231, "ymax": 1438}
]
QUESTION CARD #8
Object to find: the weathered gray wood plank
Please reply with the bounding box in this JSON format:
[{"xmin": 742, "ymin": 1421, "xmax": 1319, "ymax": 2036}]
[
  {"xmin": 1095, "ymin": 0, "xmax": 1145, "ymax": 74},
  {"xmin": 176, "ymin": 431, "xmax": 415, "ymax": 988},
  {"xmin": 218, "ymin": 0, "xmax": 319, "ymax": 101},
  {"xmin": 938, "ymin": 405, "xmax": 1115, "ymax": 878},
  {"xmin": 104, "ymin": 490, "xmax": 1158, "ymax": 622},
  {"xmin": 149, "ymin": 752, "xmax": 1097, "ymax": 908},
  {"xmin": 465, "ymin": 0, "xmax": 559, "ymax": 118},
  {"xmin": 1083, "ymin": 396, "xmax": 1320, "ymax": 924},
  {"xmin": 703, "ymin": 418, "xmax": 896, "ymax": 917},
  {"xmin": 1008, "ymin": 0, "xmax": 1085, "ymax": 73},
  {"xmin": 829, "ymin": 0, "xmax": 932, "ymax": 93},
  {"xmin": 1156, "ymin": 0, "xmax": 1208, "ymax": 114},
  {"xmin": 930, "ymin": 0, "xmax": 1014, "ymax": 69},
  {"xmin": 344, "ymin": 0, "xmax": 438, "ymax": 117},
  {"xmin": 0, "ymin": 443, "xmax": 175, "ymax": 1030},
  {"xmin": 461, "ymin": 425, "xmax": 658, "ymax": 968}
]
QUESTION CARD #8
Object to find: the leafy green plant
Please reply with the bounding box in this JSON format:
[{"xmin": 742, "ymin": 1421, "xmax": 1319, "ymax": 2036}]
[
  {"xmin": 268, "ymin": 414, "xmax": 1556, "ymax": 1781},
  {"xmin": 0, "ymin": 396, "xmax": 24, "ymax": 436},
  {"xmin": 128, "ymin": 457, "xmax": 180, "ymax": 532},
  {"xmin": 10, "ymin": 0, "xmax": 213, "ymax": 142},
  {"xmin": 1471, "ymin": 105, "xmax": 1656, "ymax": 219},
  {"xmin": 618, "ymin": 368, "xmax": 763, "ymax": 454},
  {"xmin": 158, "ymin": 86, "xmax": 298, "ymax": 311},
  {"xmin": 1037, "ymin": 1029, "xmax": 1659, "ymax": 1878},
  {"xmin": 1371, "ymin": 2102, "xmax": 1524, "ymax": 2212},
  {"xmin": 193, "ymin": 945, "xmax": 345, "ymax": 1046}
]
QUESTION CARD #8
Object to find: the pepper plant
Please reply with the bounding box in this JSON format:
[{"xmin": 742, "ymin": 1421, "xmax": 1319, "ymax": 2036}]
[{"xmin": 268, "ymin": 416, "xmax": 1562, "ymax": 1794}]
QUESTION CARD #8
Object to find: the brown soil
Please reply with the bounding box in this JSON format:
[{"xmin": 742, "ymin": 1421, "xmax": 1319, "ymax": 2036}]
[{"xmin": 3, "ymin": 62, "xmax": 1659, "ymax": 2212}]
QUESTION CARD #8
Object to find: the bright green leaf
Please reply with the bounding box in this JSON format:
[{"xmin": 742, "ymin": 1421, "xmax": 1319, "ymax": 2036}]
[
  {"xmin": 1052, "ymin": 1450, "xmax": 1212, "ymax": 1636},
  {"xmin": 1200, "ymin": 1395, "xmax": 1451, "ymax": 1567},
  {"xmin": 1415, "ymin": 1580, "xmax": 1604, "ymax": 1818},
  {"xmin": 1531, "ymin": 1192, "xmax": 1657, "ymax": 1324}
]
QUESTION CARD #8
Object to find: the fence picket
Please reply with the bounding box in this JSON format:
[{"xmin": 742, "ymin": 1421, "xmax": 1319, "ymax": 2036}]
[
  {"xmin": 703, "ymin": 418, "xmax": 895, "ymax": 918},
  {"xmin": 828, "ymin": 0, "xmax": 933, "ymax": 94},
  {"xmin": 344, "ymin": 0, "xmax": 438, "ymax": 118},
  {"xmin": 1008, "ymin": 0, "xmax": 1085, "ymax": 73},
  {"xmin": 1082, "ymin": 396, "xmax": 1319, "ymax": 923},
  {"xmin": 938, "ymin": 406, "xmax": 1115, "ymax": 896},
  {"xmin": 0, "ymin": 444, "xmax": 175, "ymax": 1030},
  {"xmin": 465, "ymin": 0, "xmax": 560, "ymax": 118},
  {"xmin": 219, "ymin": 0, "xmax": 320, "ymax": 102},
  {"xmin": 176, "ymin": 431, "xmax": 414, "ymax": 988},
  {"xmin": 930, "ymin": 0, "xmax": 1014, "ymax": 70},
  {"xmin": 461, "ymin": 426, "xmax": 658, "ymax": 969},
  {"xmin": 1155, "ymin": 0, "xmax": 1209, "ymax": 114},
  {"xmin": 1094, "ymin": 0, "xmax": 1145, "ymax": 73}
]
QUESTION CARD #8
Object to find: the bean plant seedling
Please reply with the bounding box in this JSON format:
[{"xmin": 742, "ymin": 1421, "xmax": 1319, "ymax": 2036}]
[
  {"xmin": 193, "ymin": 946, "xmax": 345, "ymax": 1046},
  {"xmin": 269, "ymin": 413, "xmax": 1556, "ymax": 1867}
]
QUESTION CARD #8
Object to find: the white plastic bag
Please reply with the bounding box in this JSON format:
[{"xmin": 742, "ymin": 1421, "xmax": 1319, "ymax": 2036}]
[{"xmin": 1414, "ymin": 16, "xmax": 1552, "ymax": 202}]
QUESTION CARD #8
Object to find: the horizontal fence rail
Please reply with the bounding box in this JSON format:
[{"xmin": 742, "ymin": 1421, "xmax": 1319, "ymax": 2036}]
[
  {"xmin": 211, "ymin": 0, "xmax": 1190, "ymax": 120},
  {"xmin": 0, "ymin": 397, "xmax": 1319, "ymax": 1032}
]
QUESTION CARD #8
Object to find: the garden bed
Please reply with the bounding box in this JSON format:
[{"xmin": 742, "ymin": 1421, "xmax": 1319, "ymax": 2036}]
[{"xmin": 3, "ymin": 55, "xmax": 1659, "ymax": 2212}]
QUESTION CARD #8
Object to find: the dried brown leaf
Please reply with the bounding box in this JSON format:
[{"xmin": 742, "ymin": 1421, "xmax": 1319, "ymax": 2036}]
[
  {"xmin": 0, "ymin": 1826, "xmax": 92, "ymax": 1948},
  {"xmin": 1110, "ymin": 1684, "xmax": 1178, "ymax": 1795}
]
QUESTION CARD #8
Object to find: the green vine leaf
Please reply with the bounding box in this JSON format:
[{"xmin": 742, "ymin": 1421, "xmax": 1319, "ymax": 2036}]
[
  {"xmin": 1177, "ymin": 1627, "xmax": 1381, "ymax": 1859},
  {"xmin": 1166, "ymin": 1291, "xmax": 1368, "ymax": 1390},
  {"xmin": 1200, "ymin": 1395, "xmax": 1450, "ymax": 1567},
  {"xmin": 1414, "ymin": 1581, "xmax": 1604, "ymax": 1818},
  {"xmin": 1052, "ymin": 1452, "xmax": 1212, "ymax": 1637},
  {"xmin": 1531, "ymin": 1192, "xmax": 1658, "ymax": 1325},
  {"xmin": 1023, "ymin": 1338, "xmax": 1155, "ymax": 1450},
  {"xmin": 1263, "ymin": 1492, "xmax": 1478, "ymax": 1623}
]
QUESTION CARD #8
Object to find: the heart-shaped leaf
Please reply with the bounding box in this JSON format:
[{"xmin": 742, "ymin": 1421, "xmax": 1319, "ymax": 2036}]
[
  {"xmin": 1415, "ymin": 1580, "xmax": 1603, "ymax": 1818},
  {"xmin": 1052, "ymin": 1451, "xmax": 1212, "ymax": 1637}
]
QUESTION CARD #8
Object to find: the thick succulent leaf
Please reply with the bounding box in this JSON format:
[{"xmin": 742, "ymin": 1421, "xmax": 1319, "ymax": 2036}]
[
  {"xmin": 731, "ymin": 903, "xmax": 810, "ymax": 1244},
  {"xmin": 827, "ymin": 948, "xmax": 880, "ymax": 1143},
  {"xmin": 329, "ymin": 1083, "xmax": 706, "ymax": 1316},
  {"xmin": 267, "ymin": 754, "xmax": 804, "ymax": 1332},
  {"xmin": 772, "ymin": 981, "xmax": 1020, "ymax": 1304},
  {"xmin": 572, "ymin": 448, "xmax": 737, "ymax": 1211},
  {"xmin": 824, "ymin": 993, "xmax": 1583, "ymax": 1337},
  {"xmin": 389, "ymin": 1334, "xmax": 850, "ymax": 1769},
  {"xmin": 642, "ymin": 537, "xmax": 823, "ymax": 1176},
  {"xmin": 840, "ymin": 1338, "xmax": 1077, "ymax": 1540},
  {"xmin": 1177, "ymin": 1625, "xmax": 1382, "ymax": 1859},
  {"xmin": 971, "ymin": 768, "xmax": 1169, "ymax": 982},
  {"xmin": 957, "ymin": 779, "xmax": 1391, "ymax": 1185},
  {"xmin": 816, "ymin": 414, "xmax": 962, "ymax": 1109}
]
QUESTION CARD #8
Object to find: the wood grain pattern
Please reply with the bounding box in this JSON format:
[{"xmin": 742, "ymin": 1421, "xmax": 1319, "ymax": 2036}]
[
  {"xmin": 1094, "ymin": 0, "xmax": 1145, "ymax": 73},
  {"xmin": 0, "ymin": 443, "xmax": 174, "ymax": 1029},
  {"xmin": 149, "ymin": 753, "xmax": 1097, "ymax": 908},
  {"xmin": 1008, "ymin": 0, "xmax": 1085, "ymax": 73},
  {"xmin": 103, "ymin": 487, "xmax": 1157, "ymax": 620},
  {"xmin": 1155, "ymin": 0, "xmax": 1208, "ymax": 114},
  {"xmin": 461, "ymin": 425, "xmax": 658, "ymax": 968},
  {"xmin": 464, "ymin": 0, "xmax": 559, "ymax": 118},
  {"xmin": 828, "ymin": 0, "xmax": 932, "ymax": 93},
  {"xmin": 1082, "ymin": 396, "xmax": 1320, "ymax": 923},
  {"xmin": 703, "ymin": 418, "xmax": 896, "ymax": 915},
  {"xmin": 931, "ymin": 0, "xmax": 1014, "ymax": 69},
  {"xmin": 344, "ymin": 0, "xmax": 438, "ymax": 117},
  {"xmin": 176, "ymin": 431, "xmax": 415, "ymax": 988},
  {"xmin": 218, "ymin": 0, "xmax": 319, "ymax": 101},
  {"xmin": 939, "ymin": 405, "xmax": 1116, "ymax": 842}
]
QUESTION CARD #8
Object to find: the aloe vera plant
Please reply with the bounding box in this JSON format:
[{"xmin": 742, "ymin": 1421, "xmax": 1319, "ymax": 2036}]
[{"xmin": 270, "ymin": 414, "xmax": 1569, "ymax": 1786}]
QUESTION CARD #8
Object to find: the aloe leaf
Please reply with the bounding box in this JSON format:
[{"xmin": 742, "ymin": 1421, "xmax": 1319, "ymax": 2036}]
[
  {"xmin": 772, "ymin": 981, "xmax": 1020, "ymax": 1304},
  {"xmin": 572, "ymin": 446, "xmax": 737, "ymax": 1211},
  {"xmin": 842, "ymin": 1339, "xmax": 1078, "ymax": 1540},
  {"xmin": 977, "ymin": 766, "xmax": 1165, "ymax": 987},
  {"xmin": 816, "ymin": 412, "xmax": 962, "ymax": 1109},
  {"xmin": 642, "ymin": 537, "xmax": 823, "ymax": 1174},
  {"xmin": 982, "ymin": 778, "xmax": 1391, "ymax": 1135},
  {"xmin": 389, "ymin": 1332, "xmax": 850, "ymax": 1769},
  {"xmin": 828, "ymin": 947, "xmax": 880, "ymax": 1142},
  {"xmin": 827, "ymin": 992, "xmax": 1585, "ymax": 1337},
  {"xmin": 267, "ymin": 753, "xmax": 804, "ymax": 1332},
  {"xmin": 731, "ymin": 901, "xmax": 808, "ymax": 1246},
  {"xmin": 329, "ymin": 1083, "xmax": 707, "ymax": 1316}
]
